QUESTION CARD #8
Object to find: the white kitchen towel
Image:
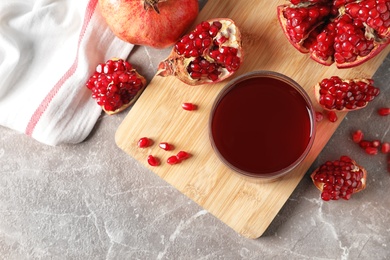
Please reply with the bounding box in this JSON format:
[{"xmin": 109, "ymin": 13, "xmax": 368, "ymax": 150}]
[{"xmin": 0, "ymin": 0, "xmax": 133, "ymax": 146}]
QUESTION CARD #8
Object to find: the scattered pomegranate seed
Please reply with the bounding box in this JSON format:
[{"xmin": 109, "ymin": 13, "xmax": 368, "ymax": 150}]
[
  {"xmin": 327, "ymin": 111, "xmax": 338, "ymax": 122},
  {"xmin": 352, "ymin": 130, "xmax": 364, "ymax": 143},
  {"xmin": 381, "ymin": 142, "xmax": 390, "ymax": 154},
  {"xmin": 182, "ymin": 102, "xmax": 198, "ymax": 111},
  {"xmin": 147, "ymin": 155, "xmax": 160, "ymax": 166},
  {"xmin": 176, "ymin": 151, "xmax": 191, "ymax": 161},
  {"xmin": 365, "ymin": 147, "xmax": 378, "ymax": 155},
  {"xmin": 378, "ymin": 107, "xmax": 390, "ymax": 116},
  {"xmin": 159, "ymin": 142, "xmax": 174, "ymax": 151},
  {"xmin": 359, "ymin": 140, "xmax": 371, "ymax": 149},
  {"xmin": 167, "ymin": 155, "xmax": 180, "ymax": 165},
  {"xmin": 138, "ymin": 137, "xmax": 151, "ymax": 148},
  {"xmin": 371, "ymin": 140, "xmax": 381, "ymax": 148},
  {"xmin": 315, "ymin": 111, "xmax": 324, "ymax": 122}
]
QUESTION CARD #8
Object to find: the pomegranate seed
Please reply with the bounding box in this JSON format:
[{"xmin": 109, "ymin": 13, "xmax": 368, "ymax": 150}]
[
  {"xmin": 147, "ymin": 155, "xmax": 160, "ymax": 166},
  {"xmin": 138, "ymin": 137, "xmax": 151, "ymax": 148},
  {"xmin": 359, "ymin": 140, "xmax": 371, "ymax": 149},
  {"xmin": 177, "ymin": 151, "xmax": 191, "ymax": 161},
  {"xmin": 315, "ymin": 111, "xmax": 324, "ymax": 122},
  {"xmin": 181, "ymin": 102, "xmax": 198, "ymax": 111},
  {"xmin": 327, "ymin": 111, "xmax": 338, "ymax": 122},
  {"xmin": 371, "ymin": 140, "xmax": 381, "ymax": 148},
  {"xmin": 381, "ymin": 142, "xmax": 390, "ymax": 154},
  {"xmin": 378, "ymin": 107, "xmax": 390, "ymax": 116},
  {"xmin": 365, "ymin": 146, "xmax": 378, "ymax": 155},
  {"xmin": 352, "ymin": 130, "xmax": 364, "ymax": 143},
  {"xmin": 167, "ymin": 155, "xmax": 180, "ymax": 165},
  {"xmin": 159, "ymin": 142, "xmax": 174, "ymax": 151}
]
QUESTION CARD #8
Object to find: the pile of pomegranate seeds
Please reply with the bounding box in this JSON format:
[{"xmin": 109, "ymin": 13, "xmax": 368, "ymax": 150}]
[
  {"xmin": 311, "ymin": 155, "xmax": 366, "ymax": 201},
  {"xmin": 86, "ymin": 59, "xmax": 146, "ymax": 114},
  {"xmin": 317, "ymin": 76, "xmax": 380, "ymax": 111}
]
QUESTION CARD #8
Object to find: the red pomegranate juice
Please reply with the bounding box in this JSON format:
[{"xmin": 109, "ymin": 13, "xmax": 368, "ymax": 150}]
[{"xmin": 211, "ymin": 74, "xmax": 314, "ymax": 177}]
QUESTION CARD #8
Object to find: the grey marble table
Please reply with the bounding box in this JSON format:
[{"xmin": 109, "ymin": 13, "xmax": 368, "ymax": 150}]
[{"xmin": 1, "ymin": 1, "xmax": 390, "ymax": 259}]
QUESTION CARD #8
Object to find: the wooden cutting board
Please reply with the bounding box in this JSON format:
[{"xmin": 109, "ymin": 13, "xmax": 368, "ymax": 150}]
[{"xmin": 116, "ymin": 0, "xmax": 389, "ymax": 238}]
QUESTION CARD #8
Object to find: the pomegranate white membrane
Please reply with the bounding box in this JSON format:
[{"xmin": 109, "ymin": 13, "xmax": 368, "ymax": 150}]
[{"xmin": 209, "ymin": 71, "xmax": 316, "ymax": 181}]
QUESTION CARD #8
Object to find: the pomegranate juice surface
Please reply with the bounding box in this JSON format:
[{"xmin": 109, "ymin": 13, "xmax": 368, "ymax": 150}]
[{"xmin": 211, "ymin": 75, "xmax": 314, "ymax": 177}]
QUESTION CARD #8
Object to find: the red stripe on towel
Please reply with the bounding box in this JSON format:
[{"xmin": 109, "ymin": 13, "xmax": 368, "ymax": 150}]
[{"xmin": 25, "ymin": 0, "xmax": 98, "ymax": 137}]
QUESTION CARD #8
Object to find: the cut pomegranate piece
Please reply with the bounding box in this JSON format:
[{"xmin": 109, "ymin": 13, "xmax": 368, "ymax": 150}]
[
  {"xmin": 181, "ymin": 103, "xmax": 198, "ymax": 111},
  {"xmin": 157, "ymin": 18, "xmax": 243, "ymax": 85},
  {"xmin": 311, "ymin": 155, "xmax": 367, "ymax": 201},
  {"xmin": 277, "ymin": 0, "xmax": 390, "ymax": 68},
  {"xmin": 138, "ymin": 137, "xmax": 152, "ymax": 148},
  {"xmin": 86, "ymin": 58, "xmax": 147, "ymax": 115},
  {"xmin": 314, "ymin": 76, "xmax": 380, "ymax": 111}
]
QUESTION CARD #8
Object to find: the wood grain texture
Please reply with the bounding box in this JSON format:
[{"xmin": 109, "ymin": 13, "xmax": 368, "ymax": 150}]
[{"xmin": 115, "ymin": 0, "xmax": 390, "ymax": 238}]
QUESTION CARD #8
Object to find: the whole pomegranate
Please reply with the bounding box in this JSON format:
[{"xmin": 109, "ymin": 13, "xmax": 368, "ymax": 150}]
[
  {"xmin": 314, "ymin": 76, "xmax": 380, "ymax": 111},
  {"xmin": 157, "ymin": 18, "xmax": 243, "ymax": 85},
  {"xmin": 311, "ymin": 155, "xmax": 367, "ymax": 201},
  {"xmin": 86, "ymin": 59, "xmax": 146, "ymax": 115},
  {"xmin": 98, "ymin": 0, "xmax": 199, "ymax": 48},
  {"xmin": 278, "ymin": 0, "xmax": 390, "ymax": 68}
]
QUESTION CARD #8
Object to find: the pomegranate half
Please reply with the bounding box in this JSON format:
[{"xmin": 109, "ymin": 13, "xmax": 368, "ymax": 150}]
[
  {"xmin": 98, "ymin": 0, "xmax": 199, "ymax": 48},
  {"xmin": 277, "ymin": 0, "xmax": 390, "ymax": 68},
  {"xmin": 157, "ymin": 18, "xmax": 243, "ymax": 85}
]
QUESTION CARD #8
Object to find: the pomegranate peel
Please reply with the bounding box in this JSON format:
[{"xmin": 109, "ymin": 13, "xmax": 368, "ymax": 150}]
[
  {"xmin": 86, "ymin": 58, "xmax": 147, "ymax": 115},
  {"xmin": 314, "ymin": 76, "xmax": 380, "ymax": 111},
  {"xmin": 311, "ymin": 155, "xmax": 367, "ymax": 201},
  {"xmin": 157, "ymin": 18, "xmax": 243, "ymax": 85},
  {"xmin": 98, "ymin": 0, "xmax": 199, "ymax": 48}
]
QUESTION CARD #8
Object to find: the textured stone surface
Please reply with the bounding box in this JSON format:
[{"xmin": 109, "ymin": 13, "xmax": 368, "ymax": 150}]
[{"xmin": 1, "ymin": 1, "xmax": 390, "ymax": 259}]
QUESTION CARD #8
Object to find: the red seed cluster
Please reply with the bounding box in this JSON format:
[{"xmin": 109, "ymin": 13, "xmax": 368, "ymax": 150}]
[
  {"xmin": 174, "ymin": 20, "xmax": 241, "ymax": 81},
  {"xmin": 86, "ymin": 59, "xmax": 145, "ymax": 113},
  {"xmin": 312, "ymin": 156, "xmax": 365, "ymax": 201},
  {"xmin": 318, "ymin": 76, "xmax": 380, "ymax": 110},
  {"xmin": 279, "ymin": 0, "xmax": 390, "ymax": 68}
]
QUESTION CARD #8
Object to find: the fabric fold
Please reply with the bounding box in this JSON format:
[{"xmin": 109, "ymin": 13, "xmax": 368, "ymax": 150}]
[{"xmin": 0, "ymin": 0, "xmax": 134, "ymax": 146}]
